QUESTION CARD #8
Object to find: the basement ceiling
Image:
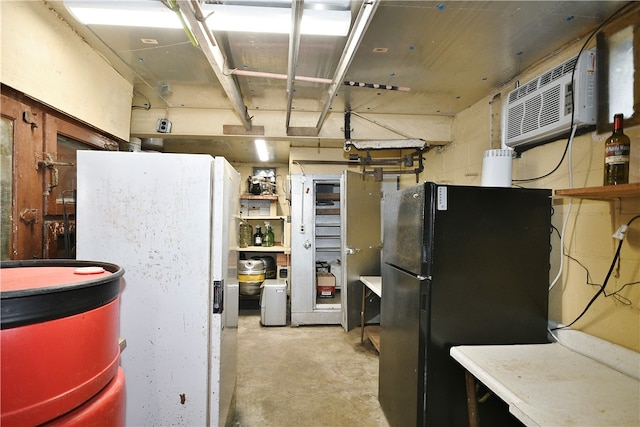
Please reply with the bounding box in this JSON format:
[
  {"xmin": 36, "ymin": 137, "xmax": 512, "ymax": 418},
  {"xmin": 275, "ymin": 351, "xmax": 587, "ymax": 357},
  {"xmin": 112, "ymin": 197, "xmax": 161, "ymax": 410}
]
[{"xmin": 48, "ymin": 0, "xmax": 628, "ymax": 162}]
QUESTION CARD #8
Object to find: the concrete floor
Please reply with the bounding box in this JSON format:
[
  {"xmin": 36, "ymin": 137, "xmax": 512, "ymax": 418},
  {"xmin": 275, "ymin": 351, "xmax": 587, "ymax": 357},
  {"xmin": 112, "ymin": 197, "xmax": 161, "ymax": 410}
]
[{"xmin": 231, "ymin": 301, "xmax": 390, "ymax": 427}]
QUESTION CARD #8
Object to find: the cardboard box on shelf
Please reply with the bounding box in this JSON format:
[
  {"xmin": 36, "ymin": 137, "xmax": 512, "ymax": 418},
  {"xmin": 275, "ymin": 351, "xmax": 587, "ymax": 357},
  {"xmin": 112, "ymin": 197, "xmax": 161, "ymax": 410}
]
[
  {"xmin": 240, "ymin": 199, "xmax": 273, "ymax": 216},
  {"xmin": 276, "ymin": 253, "xmax": 288, "ymax": 266},
  {"xmin": 316, "ymin": 272, "xmax": 335, "ymax": 298}
]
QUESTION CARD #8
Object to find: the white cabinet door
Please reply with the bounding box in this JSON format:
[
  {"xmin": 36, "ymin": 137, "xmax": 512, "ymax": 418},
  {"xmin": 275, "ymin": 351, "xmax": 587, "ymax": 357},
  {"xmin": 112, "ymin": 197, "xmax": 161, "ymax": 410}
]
[{"xmin": 290, "ymin": 174, "xmax": 342, "ymax": 325}]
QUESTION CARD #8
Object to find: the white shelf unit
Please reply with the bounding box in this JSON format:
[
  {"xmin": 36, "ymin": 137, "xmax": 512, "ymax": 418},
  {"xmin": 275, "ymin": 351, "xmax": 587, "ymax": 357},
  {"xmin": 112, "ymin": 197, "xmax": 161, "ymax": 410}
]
[
  {"xmin": 237, "ymin": 215, "xmax": 290, "ymax": 254},
  {"xmin": 238, "ymin": 195, "xmax": 290, "ymax": 254}
]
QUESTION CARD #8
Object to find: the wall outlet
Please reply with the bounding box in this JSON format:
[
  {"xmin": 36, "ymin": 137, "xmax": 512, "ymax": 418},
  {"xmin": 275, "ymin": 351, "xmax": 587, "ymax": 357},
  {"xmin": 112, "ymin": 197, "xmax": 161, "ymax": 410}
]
[{"xmin": 156, "ymin": 118, "xmax": 172, "ymax": 133}]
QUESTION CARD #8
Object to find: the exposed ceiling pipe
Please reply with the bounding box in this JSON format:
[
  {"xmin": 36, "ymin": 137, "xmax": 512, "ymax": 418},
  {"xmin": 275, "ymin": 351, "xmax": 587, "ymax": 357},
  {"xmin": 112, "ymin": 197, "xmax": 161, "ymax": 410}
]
[
  {"xmin": 294, "ymin": 148, "xmax": 426, "ymax": 182},
  {"xmin": 315, "ymin": 0, "xmax": 380, "ymax": 134},
  {"xmin": 230, "ymin": 69, "xmax": 411, "ymax": 92},
  {"xmin": 231, "ymin": 69, "xmax": 331, "ymax": 84},
  {"xmin": 177, "ymin": 0, "xmax": 252, "ymax": 130},
  {"xmin": 286, "ymin": 0, "xmax": 304, "ymax": 130}
]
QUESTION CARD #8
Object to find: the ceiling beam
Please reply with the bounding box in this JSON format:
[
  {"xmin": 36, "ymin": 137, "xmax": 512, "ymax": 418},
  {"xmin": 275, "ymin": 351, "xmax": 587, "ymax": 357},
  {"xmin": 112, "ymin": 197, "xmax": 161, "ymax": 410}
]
[
  {"xmin": 315, "ymin": 0, "xmax": 380, "ymax": 134},
  {"xmin": 177, "ymin": 0, "xmax": 252, "ymax": 130},
  {"xmin": 285, "ymin": 0, "xmax": 304, "ymax": 130},
  {"xmin": 131, "ymin": 108, "xmax": 454, "ymax": 144}
]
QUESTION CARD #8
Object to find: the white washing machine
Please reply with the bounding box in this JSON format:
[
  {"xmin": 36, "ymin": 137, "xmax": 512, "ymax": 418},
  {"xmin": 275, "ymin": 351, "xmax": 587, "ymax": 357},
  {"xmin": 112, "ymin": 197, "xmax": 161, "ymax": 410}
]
[{"xmin": 260, "ymin": 279, "xmax": 287, "ymax": 326}]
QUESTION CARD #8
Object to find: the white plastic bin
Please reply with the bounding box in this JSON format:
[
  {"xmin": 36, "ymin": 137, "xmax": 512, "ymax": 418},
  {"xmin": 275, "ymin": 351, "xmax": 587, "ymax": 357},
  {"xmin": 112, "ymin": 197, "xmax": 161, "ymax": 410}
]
[{"xmin": 260, "ymin": 279, "xmax": 287, "ymax": 326}]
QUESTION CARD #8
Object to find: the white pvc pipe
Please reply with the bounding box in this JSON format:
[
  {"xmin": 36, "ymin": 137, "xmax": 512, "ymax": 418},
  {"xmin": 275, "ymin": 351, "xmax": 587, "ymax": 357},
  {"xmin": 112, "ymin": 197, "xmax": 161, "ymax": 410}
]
[{"xmin": 230, "ymin": 69, "xmax": 331, "ymax": 84}]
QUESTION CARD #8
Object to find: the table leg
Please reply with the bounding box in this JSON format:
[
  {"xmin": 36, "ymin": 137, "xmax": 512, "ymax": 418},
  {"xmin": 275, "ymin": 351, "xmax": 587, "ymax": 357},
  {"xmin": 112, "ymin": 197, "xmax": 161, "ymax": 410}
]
[
  {"xmin": 465, "ymin": 370, "xmax": 480, "ymax": 427},
  {"xmin": 360, "ymin": 283, "xmax": 366, "ymax": 344}
]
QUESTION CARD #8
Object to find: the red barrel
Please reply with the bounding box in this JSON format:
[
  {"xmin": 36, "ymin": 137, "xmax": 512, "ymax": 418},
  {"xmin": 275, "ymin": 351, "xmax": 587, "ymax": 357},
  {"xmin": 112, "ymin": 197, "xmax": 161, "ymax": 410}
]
[
  {"xmin": 0, "ymin": 260, "xmax": 125, "ymax": 426},
  {"xmin": 46, "ymin": 367, "xmax": 126, "ymax": 426}
]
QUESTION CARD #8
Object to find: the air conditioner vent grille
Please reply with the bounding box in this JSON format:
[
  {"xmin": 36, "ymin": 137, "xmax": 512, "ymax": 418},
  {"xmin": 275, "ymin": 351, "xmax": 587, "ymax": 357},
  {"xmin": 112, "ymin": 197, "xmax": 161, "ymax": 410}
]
[
  {"xmin": 503, "ymin": 49, "xmax": 596, "ymax": 150},
  {"xmin": 563, "ymin": 57, "xmax": 578, "ymax": 74},
  {"xmin": 509, "ymin": 80, "xmax": 540, "ymax": 103},
  {"xmin": 506, "ymin": 103, "xmax": 524, "ymax": 139},
  {"xmin": 539, "ymin": 74, "xmax": 551, "ymax": 87},
  {"xmin": 540, "ymin": 85, "xmax": 561, "ymax": 127},
  {"xmin": 523, "ymin": 95, "xmax": 542, "ymax": 134},
  {"xmin": 538, "ymin": 57, "xmax": 578, "ymax": 89}
]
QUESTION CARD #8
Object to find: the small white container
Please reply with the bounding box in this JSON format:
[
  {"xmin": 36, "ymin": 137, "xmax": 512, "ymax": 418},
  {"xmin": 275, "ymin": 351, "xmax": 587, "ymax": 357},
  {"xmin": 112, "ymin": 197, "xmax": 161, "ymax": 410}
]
[
  {"xmin": 481, "ymin": 149, "xmax": 513, "ymax": 187},
  {"xmin": 260, "ymin": 280, "xmax": 287, "ymax": 326}
]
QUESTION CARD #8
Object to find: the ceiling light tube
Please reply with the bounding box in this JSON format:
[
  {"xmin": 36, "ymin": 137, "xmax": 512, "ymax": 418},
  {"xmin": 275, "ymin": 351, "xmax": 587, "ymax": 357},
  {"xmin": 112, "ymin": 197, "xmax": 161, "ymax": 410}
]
[
  {"xmin": 64, "ymin": 1, "xmax": 350, "ymax": 35},
  {"xmin": 203, "ymin": 4, "xmax": 350, "ymax": 36},
  {"xmin": 255, "ymin": 139, "xmax": 270, "ymax": 162},
  {"xmin": 64, "ymin": 1, "xmax": 182, "ymax": 28}
]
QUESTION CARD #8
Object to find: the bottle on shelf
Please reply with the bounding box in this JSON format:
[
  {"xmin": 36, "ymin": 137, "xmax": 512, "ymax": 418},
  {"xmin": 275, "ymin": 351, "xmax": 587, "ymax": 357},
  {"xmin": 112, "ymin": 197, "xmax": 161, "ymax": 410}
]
[
  {"xmin": 238, "ymin": 220, "xmax": 253, "ymax": 248},
  {"xmin": 604, "ymin": 113, "xmax": 631, "ymax": 186},
  {"xmin": 253, "ymin": 226, "xmax": 263, "ymax": 247},
  {"xmin": 263, "ymin": 221, "xmax": 275, "ymax": 247}
]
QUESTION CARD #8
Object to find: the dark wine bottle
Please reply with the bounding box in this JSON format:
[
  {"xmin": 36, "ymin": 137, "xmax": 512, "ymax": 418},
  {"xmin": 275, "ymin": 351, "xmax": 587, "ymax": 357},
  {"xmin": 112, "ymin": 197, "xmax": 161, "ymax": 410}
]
[
  {"xmin": 603, "ymin": 113, "xmax": 630, "ymax": 186},
  {"xmin": 253, "ymin": 226, "xmax": 263, "ymax": 246}
]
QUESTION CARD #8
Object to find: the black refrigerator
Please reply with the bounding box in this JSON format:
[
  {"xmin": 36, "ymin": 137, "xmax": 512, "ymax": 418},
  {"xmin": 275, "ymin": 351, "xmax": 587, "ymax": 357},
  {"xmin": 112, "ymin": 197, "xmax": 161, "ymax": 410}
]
[{"xmin": 379, "ymin": 182, "xmax": 551, "ymax": 427}]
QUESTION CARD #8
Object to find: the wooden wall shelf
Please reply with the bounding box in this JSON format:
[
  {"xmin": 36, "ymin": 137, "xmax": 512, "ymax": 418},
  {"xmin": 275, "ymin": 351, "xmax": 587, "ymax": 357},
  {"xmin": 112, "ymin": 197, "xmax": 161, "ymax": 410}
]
[
  {"xmin": 555, "ymin": 183, "xmax": 640, "ymax": 199},
  {"xmin": 240, "ymin": 194, "xmax": 278, "ymax": 200}
]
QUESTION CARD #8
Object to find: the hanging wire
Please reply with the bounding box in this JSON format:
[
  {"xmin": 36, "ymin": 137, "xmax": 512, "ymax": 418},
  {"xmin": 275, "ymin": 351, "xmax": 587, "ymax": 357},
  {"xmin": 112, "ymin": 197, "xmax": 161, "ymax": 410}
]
[
  {"xmin": 552, "ymin": 214, "xmax": 640, "ymax": 331},
  {"xmin": 551, "ymin": 224, "xmax": 638, "ymax": 305}
]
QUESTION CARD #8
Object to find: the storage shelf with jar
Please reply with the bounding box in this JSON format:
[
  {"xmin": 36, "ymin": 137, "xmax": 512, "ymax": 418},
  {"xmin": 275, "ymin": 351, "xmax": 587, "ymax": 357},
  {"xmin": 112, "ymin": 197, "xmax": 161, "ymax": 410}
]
[{"xmin": 238, "ymin": 195, "xmax": 290, "ymax": 254}]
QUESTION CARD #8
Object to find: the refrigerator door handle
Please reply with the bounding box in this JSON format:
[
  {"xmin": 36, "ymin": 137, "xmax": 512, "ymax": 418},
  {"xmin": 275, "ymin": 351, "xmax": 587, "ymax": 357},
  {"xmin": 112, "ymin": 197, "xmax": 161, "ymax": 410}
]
[
  {"xmin": 213, "ymin": 280, "xmax": 224, "ymax": 314},
  {"xmin": 344, "ymin": 246, "xmax": 361, "ymax": 255}
]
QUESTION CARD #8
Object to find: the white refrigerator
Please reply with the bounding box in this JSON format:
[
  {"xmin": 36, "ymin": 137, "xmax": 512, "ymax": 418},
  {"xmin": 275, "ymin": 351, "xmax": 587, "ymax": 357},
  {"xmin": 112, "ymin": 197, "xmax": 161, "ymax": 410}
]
[{"xmin": 76, "ymin": 151, "xmax": 240, "ymax": 426}]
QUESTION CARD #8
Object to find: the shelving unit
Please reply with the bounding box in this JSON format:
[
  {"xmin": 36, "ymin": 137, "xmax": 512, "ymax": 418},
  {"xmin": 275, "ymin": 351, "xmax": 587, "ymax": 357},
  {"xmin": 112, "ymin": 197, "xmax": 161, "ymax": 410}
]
[
  {"xmin": 237, "ymin": 215, "xmax": 290, "ymax": 253},
  {"xmin": 315, "ymin": 191, "xmax": 341, "ymax": 255},
  {"xmin": 314, "ymin": 181, "xmax": 342, "ymax": 291},
  {"xmin": 237, "ymin": 194, "xmax": 290, "ymax": 300},
  {"xmin": 239, "ymin": 195, "xmax": 290, "ymax": 254},
  {"xmin": 555, "ymin": 183, "xmax": 640, "ymax": 199}
]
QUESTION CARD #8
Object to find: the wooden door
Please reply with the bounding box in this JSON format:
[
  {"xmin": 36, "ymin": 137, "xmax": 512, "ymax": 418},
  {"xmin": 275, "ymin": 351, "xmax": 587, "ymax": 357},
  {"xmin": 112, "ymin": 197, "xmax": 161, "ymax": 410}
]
[{"xmin": 1, "ymin": 87, "xmax": 118, "ymax": 260}]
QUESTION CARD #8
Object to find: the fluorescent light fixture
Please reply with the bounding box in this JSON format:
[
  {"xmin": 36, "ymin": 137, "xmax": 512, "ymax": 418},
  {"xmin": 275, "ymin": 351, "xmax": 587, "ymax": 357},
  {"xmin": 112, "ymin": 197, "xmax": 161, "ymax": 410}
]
[
  {"xmin": 63, "ymin": 1, "xmax": 351, "ymax": 36},
  {"xmin": 255, "ymin": 139, "xmax": 270, "ymax": 162},
  {"xmin": 64, "ymin": 1, "xmax": 182, "ymax": 29},
  {"xmin": 204, "ymin": 5, "xmax": 350, "ymax": 36}
]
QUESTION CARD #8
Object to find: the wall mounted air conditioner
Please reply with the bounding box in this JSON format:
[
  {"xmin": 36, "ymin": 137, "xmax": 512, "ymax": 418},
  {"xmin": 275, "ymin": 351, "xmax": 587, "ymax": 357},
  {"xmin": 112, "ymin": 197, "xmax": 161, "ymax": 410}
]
[{"xmin": 503, "ymin": 49, "xmax": 597, "ymax": 150}]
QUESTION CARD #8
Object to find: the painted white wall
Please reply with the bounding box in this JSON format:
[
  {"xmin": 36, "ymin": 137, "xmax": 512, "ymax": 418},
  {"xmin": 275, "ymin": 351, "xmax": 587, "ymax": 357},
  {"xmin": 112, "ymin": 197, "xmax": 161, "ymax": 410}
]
[{"xmin": 1, "ymin": 1, "xmax": 132, "ymax": 140}]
